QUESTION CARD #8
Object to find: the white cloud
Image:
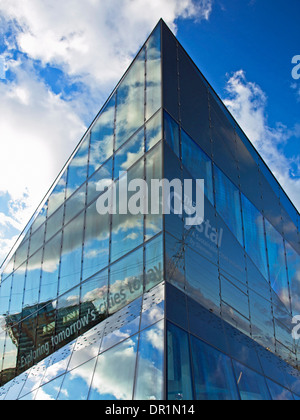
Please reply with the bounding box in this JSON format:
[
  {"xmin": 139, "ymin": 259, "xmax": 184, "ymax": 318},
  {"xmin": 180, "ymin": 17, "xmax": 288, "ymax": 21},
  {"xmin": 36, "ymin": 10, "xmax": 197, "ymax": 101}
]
[
  {"xmin": 0, "ymin": 0, "xmax": 213, "ymax": 266},
  {"xmin": 223, "ymin": 70, "xmax": 300, "ymax": 212}
]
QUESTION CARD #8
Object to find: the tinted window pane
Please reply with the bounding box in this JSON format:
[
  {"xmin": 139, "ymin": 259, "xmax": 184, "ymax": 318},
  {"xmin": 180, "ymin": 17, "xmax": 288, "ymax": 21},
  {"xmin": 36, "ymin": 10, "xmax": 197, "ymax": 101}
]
[
  {"xmin": 87, "ymin": 158, "xmax": 113, "ymax": 206},
  {"xmin": 134, "ymin": 321, "xmax": 164, "ymax": 400},
  {"xmin": 145, "ymin": 234, "xmax": 163, "ymax": 292},
  {"xmin": 89, "ymin": 96, "xmax": 115, "ymax": 177},
  {"xmin": 242, "ymin": 194, "xmax": 268, "ymax": 279},
  {"xmin": 9, "ymin": 264, "xmax": 26, "ymax": 315},
  {"xmin": 164, "ymin": 112, "xmax": 180, "ymax": 158},
  {"xmin": 58, "ymin": 358, "xmax": 96, "ymax": 400},
  {"xmin": 45, "ymin": 206, "xmax": 64, "ymax": 242},
  {"xmin": 265, "ymin": 219, "xmax": 290, "ymax": 312},
  {"xmin": 286, "ymin": 242, "xmax": 300, "ymax": 315},
  {"xmin": 267, "ymin": 379, "xmax": 294, "ymax": 401},
  {"xmin": 215, "ymin": 166, "xmax": 243, "ymax": 246},
  {"xmin": 23, "ymin": 249, "xmax": 42, "ymax": 309},
  {"xmin": 81, "ymin": 269, "xmax": 108, "ymax": 325},
  {"xmin": 64, "ymin": 183, "xmax": 86, "ymax": 225},
  {"xmin": 115, "ymin": 49, "xmax": 145, "ymax": 150},
  {"xmin": 233, "ymin": 361, "xmax": 270, "ymax": 400},
  {"xmin": 191, "ymin": 335, "xmax": 239, "ymax": 401},
  {"xmin": 47, "ymin": 171, "xmax": 67, "ymax": 218},
  {"xmin": 167, "ymin": 323, "xmax": 193, "ymax": 400},
  {"xmin": 181, "ymin": 130, "xmax": 214, "ymax": 205}
]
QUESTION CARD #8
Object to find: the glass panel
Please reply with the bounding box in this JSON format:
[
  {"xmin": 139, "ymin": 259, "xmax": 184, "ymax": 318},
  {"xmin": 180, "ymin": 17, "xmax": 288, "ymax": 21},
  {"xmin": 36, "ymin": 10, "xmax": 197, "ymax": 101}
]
[
  {"xmin": 81, "ymin": 269, "xmax": 108, "ymax": 326},
  {"xmin": 214, "ymin": 166, "xmax": 243, "ymax": 246},
  {"xmin": 164, "ymin": 111, "xmax": 180, "ymax": 158},
  {"xmin": 89, "ymin": 95, "xmax": 115, "ymax": 177},
  {"xmin": 109, "ymin": 247, "xmax": 143, "ymax": 315},
  {"xmin": 55, "ymin": 288, "xmax": 80, "ymax": 349},
  {"xmin": 267, "ymin": 379, "xmax": 294, "ymax": 401},
  {"xmin": 249, "ymin": 290, "xmax": 275, "ymax": 352},
  {"xmin": 58, "ymin": 358, "xmax": 96, "ymax": 400},
  {"xmin": 9, "ymin": 263, "xmax": 26, "ymax": 315},
  {"xmin": 111, "ymin": 160, "xmax": 144, "ymax": 262},
  {"xmin": 82, "ymin": 202, "xmax": 110, "ymax": 282},
  {"xmin": 241, "ymin": 194, "xmax": 268, "ymax": 280},
  {"xmin": 115, "ymin": 49, "xmax": 145, "ymax": 151},
  {"xmin": 2, "ymin": 332, "xmax": 18, "ymax": 383},
  {"xmin": 190, "ymin": 335, "xmax": 239, "ymax": 401},
  {"xmin": 167, "ymin": 322, "xmax": 193, "ymax": 401},
  {"xmin": 233, "ymin": 361, "xmax": 271, "ymax": 400},
  {"xmin": 114, "ymin": 127, "xmax": 144, "ymax": 178},
  {"xmin": 145, "ymin": 234, "xmax": 163, "ymax": 292},
  {"xmin": 45, "ymin": 206, "xmax": 64, "ymax": 242},
  {"xmin": 87, "ymin": 158, "xmax": 113, "ymax": 207},
  {"xmin": 23, "ymin": 249, "xmax": 42, "ymax": 309},
  {"xmin": 14, "ymin": 240, "xmax": 29, "ymax": 271},
  {"xmin": 285, "ymin": 242, "xmax": 300, "ymax": 315},
  {"xmin": 29, "ymin": 225, "xmax": 45, "ymax": 258},
  {"xmin": 146, "ymin": 24, "xmax": 161, "ymax": 121},
  {"xmin": 31, "ymin": 202, "xmax": 48, "ymax": 233},
  {"xmin": 140, "ymin": 282, "xmax": 165, "ymax": 331},
  {"xmin": 221, "ymin": 275, "xmax": 249, "ymax": 320},
  {"xmin": 185, "ymin": 245, "xmax": 220, "ymax": 315},
  {"xmin": 181, "ymin": 130, "xmax": 214, "ymax": 205},
  {"xmin": 47, "ymin": 170, "xmax": 67, "ymax": 218},
  {"xmin": 145, "ymin": 142, "xmax": 163, "ymax": 240},
  {"xmin": 0, "ymin": 276, "xmax": 12, "ymax": 318},
  {"xmin": 88, "ymin": 334, "xmax": 138, "ymax": 400},
  {"xmin": 66, "ymin": 135, "xmax": 89, "ymax": 198},
  {"xmin": 64, "ymin": 183, "xmax": 86, "ymax": 225},
  {"xmin": 35, "ymin": 375, "xmax": 65, "ymax": 400},
  {"xmin": 59, "ymin": 212, "xmax": 84, "ymax": 295},
  {"xmin": 39, "ymin": 232, "xmax": 61, "ymax": 303},
  {"xmin": 146, "ymin": 111, "xmax": 162, "ymax": 152},
  {"xmin": 165, "ymin": 233, "xmax": 185, "ymax": 293},
  {"xmin": 134, "ymin": 320, "xmax": 164, "ymax": 400},
  {"xmin": 265, "ymin": 219, "xmax": 290, "ymax": 312}
]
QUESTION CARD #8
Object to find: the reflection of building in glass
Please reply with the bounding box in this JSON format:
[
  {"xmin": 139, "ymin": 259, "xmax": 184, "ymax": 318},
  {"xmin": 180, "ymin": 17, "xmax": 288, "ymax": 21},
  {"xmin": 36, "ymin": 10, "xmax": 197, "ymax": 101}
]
[{"xmin": 0, "ymin": 20, "xmax": 300, "ymax": 400}]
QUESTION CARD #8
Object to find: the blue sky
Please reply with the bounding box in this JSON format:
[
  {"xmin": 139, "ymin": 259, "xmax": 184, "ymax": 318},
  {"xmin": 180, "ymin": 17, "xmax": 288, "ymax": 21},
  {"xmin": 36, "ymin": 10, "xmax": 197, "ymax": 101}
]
[{"xmin": 0, "ymin": 0, "xmax": 299, "ymax": 265}]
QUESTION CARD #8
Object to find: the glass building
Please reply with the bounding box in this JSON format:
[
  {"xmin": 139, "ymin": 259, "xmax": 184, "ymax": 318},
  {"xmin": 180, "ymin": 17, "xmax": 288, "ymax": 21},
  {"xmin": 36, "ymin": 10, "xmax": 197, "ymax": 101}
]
[{"xmin": 0, "ymin": 20, "xmax": 300, "ymax": 401}]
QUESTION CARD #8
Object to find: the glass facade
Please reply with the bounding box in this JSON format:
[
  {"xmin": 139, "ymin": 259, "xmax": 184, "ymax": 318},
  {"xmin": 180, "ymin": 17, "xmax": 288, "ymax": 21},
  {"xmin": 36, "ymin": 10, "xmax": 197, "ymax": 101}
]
[{"xmin": 0, "ymin": 20, "xmax": 299, "ymax": 400}]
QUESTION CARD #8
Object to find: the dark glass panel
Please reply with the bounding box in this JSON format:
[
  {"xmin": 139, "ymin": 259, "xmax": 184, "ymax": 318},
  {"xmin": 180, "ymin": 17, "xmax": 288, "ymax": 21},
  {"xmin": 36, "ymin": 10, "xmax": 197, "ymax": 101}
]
[
  {"xmin": 178, "ymin": 47, "xmax": 211, "ymax": 157},
  {"xmin": 190, "ymin": 335, "xmax": 239, "ymax": 401},
  {"xmin": 267, "ymin": 379, "xmax": 294, "ymax": 401},
  {"xmin": 89, "ymin": 95, "xmax": 115, "ymax": 177},
  {"xmin": 134, "ymin": 320, "xmax": 164, "ymax": 400},
  {"xmin": 115, "ymin": 49, "xmax": 145, "ymax": 151},
  {"xmin": 82, "ymin": 202, "xmax": 110, "ymax": 282},
  {"xmin": 165, "ymin": 233, "xmax": 185, "ymax": 293},
  {"xmin": 0, "ymin": 276, "xmax": 12, "ymax": 318},
  {"xmin": 166, "ymin": 282, "xmax": 188, "ymax": 330},
  {"xmin": 55, "ymin": 287, "xmax": 80, "ymax": 349},
  {"xmin": 181, "ymin": 129, "xmax": 214, "ymax": 205},
  {"xmin": 241, "ymin": 194, "xmax": 268, "ymax": 280},
  {"xmin": 265, "ymin": 219, "xmax": 290, "ymax": 312},
  {"xmin": 249, "ymin": 290, "xmax": 275, "ymax": 352},
  {"xmin": 164, "ymin": 111, "xmax": 180, "ymax": 158},
  {"xmin": 214, "ymin": 165, "xmax": 243, "ymax": 246},
  {"xmin": 285, "ymin": 242, "xmax": 300, "ymax": 316},
  {"xmin": 167, "ymin": 322, "xmax": 193, "ymax": 401},
  {"xmin": 233, "ymin": 361, "xmax": 271, "ymax": 400}
]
